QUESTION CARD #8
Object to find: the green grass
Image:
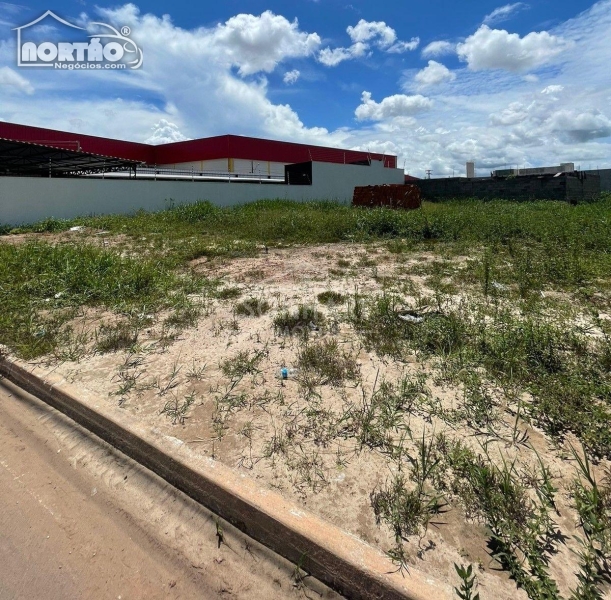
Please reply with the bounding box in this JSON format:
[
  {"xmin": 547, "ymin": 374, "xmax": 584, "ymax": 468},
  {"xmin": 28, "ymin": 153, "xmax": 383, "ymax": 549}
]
[
  {"xmin": 3, "ymin": 197, "xmax": 611, "ymax": 442},
  {"xmin": 350, "ymin": 290, "xmax": 611, "ymax": 458},
  {"xmin": 0, "ymin": 241, "xmax": 205, "ymax": 359},
  {"xmin": 273, "ymin": 304, "xmax": 326, "ymax": 335},
  {"xmin": 234, "ymin": 297, "xmax": 271, "ymax": 317},
  {"xmin": 8, "ymin": 196, "xmax": 611, "ymax": 277},
  {"xmin": 220, "ymin": 349, "xmax": 266, "ymax": 380},
  {"xmin": 297, "ymin": 339, "xmax": 359, "ymax": 386},
  {"xmin": 95, "ymin": 321, "xmax": 139, "ymax": 353},
  {"xmin": 317, "ymin": 290, "xmax": 345, "ymax": 305},
  {"xmin": 216, "ymin": 286, "xmax": 242, "ymax": 300},
  {"xmin": 4, "ymin": 197, "xmax": 611, "ymax": 596}
]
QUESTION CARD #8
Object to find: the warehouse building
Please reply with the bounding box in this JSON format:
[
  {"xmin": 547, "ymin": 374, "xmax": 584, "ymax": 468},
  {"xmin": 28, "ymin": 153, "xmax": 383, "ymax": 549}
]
[{"xmin": 0, "ymin": 122, "xmax": 404, "ymax": 225}]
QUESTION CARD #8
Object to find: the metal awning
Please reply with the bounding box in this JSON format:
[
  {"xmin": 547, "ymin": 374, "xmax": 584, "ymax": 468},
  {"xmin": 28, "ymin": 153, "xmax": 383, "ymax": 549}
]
[{"xmin": 0, "ymin": 137, "xmax": 143, "ymax": 176}]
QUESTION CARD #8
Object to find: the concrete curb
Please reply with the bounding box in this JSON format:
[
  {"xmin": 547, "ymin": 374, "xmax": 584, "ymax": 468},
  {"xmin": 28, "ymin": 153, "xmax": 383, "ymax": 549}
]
[{"xmin": 0, "ymin": 356, "xmax": 452, "ymax": 600}]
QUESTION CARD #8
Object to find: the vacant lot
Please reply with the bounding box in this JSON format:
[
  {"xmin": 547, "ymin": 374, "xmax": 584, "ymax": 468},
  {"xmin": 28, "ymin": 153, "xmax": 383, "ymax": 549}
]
[{"xmin": 2, "ymin": 198, "xmax": 610, "ymax": 600}]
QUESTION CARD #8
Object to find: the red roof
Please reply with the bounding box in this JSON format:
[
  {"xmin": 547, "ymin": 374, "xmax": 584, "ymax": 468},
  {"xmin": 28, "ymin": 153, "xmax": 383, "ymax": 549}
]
[
  {"xmin": 0, "ymin": 122, "xmax": 396, "ymax": 168},
  {"xmin": 0, "ymin": 121, "xmax": 153, "ymax": 163}
]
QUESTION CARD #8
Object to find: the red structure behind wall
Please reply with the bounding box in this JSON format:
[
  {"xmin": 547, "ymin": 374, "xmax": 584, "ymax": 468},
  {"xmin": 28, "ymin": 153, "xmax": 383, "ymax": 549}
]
[
  {"xmin": 0, "ymin": 122, "xmax": 397, "ymax": 168},
  {"xmin": 0, "ymin": 122, "xmax": 154, "ymax": 163}
]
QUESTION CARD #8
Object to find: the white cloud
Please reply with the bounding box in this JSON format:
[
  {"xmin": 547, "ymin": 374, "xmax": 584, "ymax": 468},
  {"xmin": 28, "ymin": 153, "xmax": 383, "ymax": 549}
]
[
  {"xmin": 523, "ymin": 74, "xmax": 539, "ymax": 82},
  {"xmin": 545, "ymin": 109, "xmax": 611, "ymax": 142},
  {"xmin": 483, "ymin": 3, "xmax": 530, "ymax": 26},
  {"xmin": 319, "ymin": 19, "xmax": 418, "ymax": 66},
  {"xmin": 387, "ymin": 39, "xmax": 420, "ymax": 53},
  {"xmin": 0, "ymin": 2, "xmax": 24, "ymax": 14},
  {"xmin": 347, "ymin": 19, "xmax": 396, "ymax": 47},
  {"xmin": 347, "ymin": 19, "xmax": 419, "ymax": 53},
  {"xmin": 0, "ymin": 96, "xmax": 182, "ymax": 143},
  {"xmin": 415, "ymin": 61, "xmax": 456, "ymax": 88},
  {"xmin": 0, "ymin": 6, "xmax": 341, "ymax": 148},
  {"xmin": 283, "ymin": 69, "xmax": 300, "ymax": 84},
  {"xmin": 0, "ymin": 1, "xmax": 24, "ymax": 27},
  {"xmin": 87, "ymin": 6, "xmax": 334, "ymax": 144},
  {"xmin": 541, "ymin": 84, "xmax": 564, "ymax": 95},
  {"xmin": 484, "ymin": 89, "xmax": 610, "ymax": 154},
  {"xmin": 0, "ymin": 66, "xmax": 34, "ymax": 94},
  {"xmin": 350, "ymin": 0, "xmax": 611, "ymax": 175},
  {"xmin": 355, "ymin": 91, "xmax": 433, "ymax": 121},
  {"xmin": 210, "ymin": 11, "xmax": 321, "ymax": 76},
  {"xmin": 145, "ymin": 119, "xmax": 190, "ymax": 145},
  {"xmin": 318, "ymin": 43, "xmax": 367, "ymax": 66},
  {"xmin": 457, "ymin": 25, "xmax": 570, "ymax": 72},
  {"xmin": 489, "ymin": 101, "xmax": 530, "ymax": 126},
  {"xmin": 421, "ymin": 40, "xmax": 455, "ymax": 58}
]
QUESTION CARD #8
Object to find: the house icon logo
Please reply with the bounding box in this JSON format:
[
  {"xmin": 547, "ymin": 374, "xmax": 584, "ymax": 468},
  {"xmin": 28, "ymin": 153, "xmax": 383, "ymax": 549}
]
[{"xmin": 14, "ymin": 10, "xmax": 143, "ymax": 70}]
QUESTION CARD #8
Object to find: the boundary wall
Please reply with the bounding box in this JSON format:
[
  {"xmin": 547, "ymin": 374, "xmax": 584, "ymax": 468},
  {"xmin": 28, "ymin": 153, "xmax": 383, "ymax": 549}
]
[{"xmin": 0, "ymin": 161, "xmax": 404, "ymax": 225}]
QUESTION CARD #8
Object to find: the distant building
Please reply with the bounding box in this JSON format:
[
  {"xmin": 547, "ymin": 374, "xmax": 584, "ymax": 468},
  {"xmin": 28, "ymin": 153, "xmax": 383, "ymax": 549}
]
[
  {"xmin": 493, "ymin": 163, "xmax": 574, "ymax": 177},
  {"xmin": 0, "ymin": 121, "xmax": 396, "ymax": 178},
  {"xmin": 0, "ymin": 122, "xmax": 405, "ymax": 225}
]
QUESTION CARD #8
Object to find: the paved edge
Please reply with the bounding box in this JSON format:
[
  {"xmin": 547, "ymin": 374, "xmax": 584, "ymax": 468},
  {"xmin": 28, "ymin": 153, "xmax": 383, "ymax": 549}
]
[{"xmin": 0, "ymin": 356, "xmax": 452, "ymax": 600}]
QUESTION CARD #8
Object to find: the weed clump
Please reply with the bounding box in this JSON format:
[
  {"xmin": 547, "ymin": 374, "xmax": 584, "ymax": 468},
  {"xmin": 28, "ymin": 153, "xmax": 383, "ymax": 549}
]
[
  {"xmin": 297, "ymin": 339, "xmax": 359, "ymax": 386},
  {"xmin": 164, "ymin": 303, "xmax": 201, "ymax": 329},
  {"xmin": 570, "ymin": 444, "xmax": 611, "ymax": 598},
  {"xmin": 160, "ymin": 392, "xmax": 196, "ymax": 425},
  {"xmin": 216, "ymin": 286, "xmax": 242, "ymax": 300},
  {"xmin": 371, "ymin": 472, "xmax": 439, "ymax": 539},
  {"xmin": 434, "ymin": 438, "xmax": 563, "ymax": 598},
  {"xmin": 221, "ymin": 349, "xmax": 266, "ymax": 380},
  {"xmin": 273, "ymin": 304, "xmax": 325, "ymax": 335},
  {"xmin": 371, "ymin": 433, "xmax": 445, "ymax": 571},
  {"xmin": 351, "ymin": 292, "xmax": 466, "ymax": 358},
  {"xmin": 95, "ymin": 322, "xmax": 138, "ymax": 353},
  {"xmin": 235, "ymin": 297, "xmax": 270, "ymax": 317},
  {"xmin": 317, "ymin": 290, "xmax": 345, "ymax": 305}
]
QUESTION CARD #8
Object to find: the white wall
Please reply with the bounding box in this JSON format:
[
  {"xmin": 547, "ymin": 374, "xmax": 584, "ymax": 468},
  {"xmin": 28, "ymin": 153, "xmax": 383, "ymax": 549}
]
[
  {"xmin": 158, "ymin": 158, "xmax": 287, "ymax": 177},
  {"xmin": 157, "ymin": 159, "xmax": 229, "ymax": 172},
  {"xmin": 311, "ymin": 160, "xmax": 404, "ymax": 194},
  {"xmin": 0, "ymin": 161, "xmax": 405, "ymax": 225}
]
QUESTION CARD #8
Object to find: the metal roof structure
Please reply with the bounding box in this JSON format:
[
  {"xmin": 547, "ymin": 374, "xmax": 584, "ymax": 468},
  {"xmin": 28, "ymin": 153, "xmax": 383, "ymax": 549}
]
[
  {"xmin": 0, "ymin": 122, "xmax": 397, "ymax": 169},
  {"xmin": 0, "ymin": 137, "xmax": 143, "ymax": 176}
]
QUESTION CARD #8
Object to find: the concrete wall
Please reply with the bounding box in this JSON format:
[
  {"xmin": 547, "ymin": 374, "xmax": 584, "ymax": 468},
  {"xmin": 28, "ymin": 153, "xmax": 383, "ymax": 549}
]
[
  {"xmin": 415, "ymin": 173, "xmax": 601, "ymax": 203},
  {"xmin": 584, "ymin": 169, "xmax": 611, "ymax": 192},
  {"xmin": 566, "ymin": 174, "xmax": 601, "ymax": 201},
  {"xmin": 0, "ymin": 160, "xmax": 404, "ymax": 225}
]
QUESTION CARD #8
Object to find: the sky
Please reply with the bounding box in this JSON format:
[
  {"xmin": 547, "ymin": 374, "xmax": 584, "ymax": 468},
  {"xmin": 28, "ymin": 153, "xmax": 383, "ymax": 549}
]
[{"xmin": 0, "ymin": 0, "xmax": 610, "ymax": 176}]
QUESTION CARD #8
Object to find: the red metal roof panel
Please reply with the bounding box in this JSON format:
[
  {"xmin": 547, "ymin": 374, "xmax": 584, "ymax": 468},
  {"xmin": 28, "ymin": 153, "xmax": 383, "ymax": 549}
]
[{"xmin": 0, "ymin": 122, "xmax": 397, "ymax": 168}]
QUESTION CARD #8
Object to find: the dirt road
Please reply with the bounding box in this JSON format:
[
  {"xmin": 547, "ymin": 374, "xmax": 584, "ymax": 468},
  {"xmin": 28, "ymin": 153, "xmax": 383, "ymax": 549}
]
[{"xmin": 0, "ymin": 376, "xmax": 339, "ymax": 600}]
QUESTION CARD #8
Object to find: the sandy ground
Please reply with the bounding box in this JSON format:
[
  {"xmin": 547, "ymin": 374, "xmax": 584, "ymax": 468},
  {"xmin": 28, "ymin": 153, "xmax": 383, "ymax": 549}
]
[
  {"xmin": 6, "ymin": 238, "xmax": 611, "ymax": 599},
  {"xmin": 0, "ymin": 376, "xmax": 340, "ymax": 600}
]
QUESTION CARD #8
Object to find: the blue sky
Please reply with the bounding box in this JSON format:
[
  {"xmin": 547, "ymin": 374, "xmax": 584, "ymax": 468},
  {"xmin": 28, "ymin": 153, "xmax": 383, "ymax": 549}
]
[{"xmin": 1, "ymin": 0, "xmax": 610, "ymax": 176}]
